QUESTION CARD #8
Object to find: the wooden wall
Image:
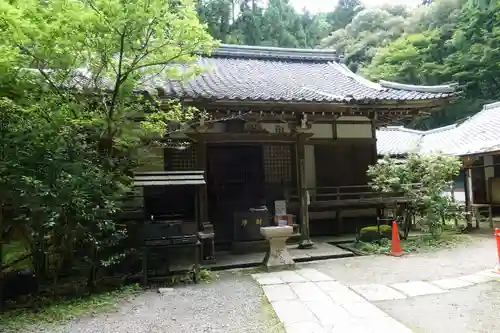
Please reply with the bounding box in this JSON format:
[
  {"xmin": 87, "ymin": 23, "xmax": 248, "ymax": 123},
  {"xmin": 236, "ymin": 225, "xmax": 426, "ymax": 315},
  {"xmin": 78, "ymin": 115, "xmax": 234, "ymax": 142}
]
[{"xmin": 313, "ymin": 142, "xmax": 375, "ymax": 188}]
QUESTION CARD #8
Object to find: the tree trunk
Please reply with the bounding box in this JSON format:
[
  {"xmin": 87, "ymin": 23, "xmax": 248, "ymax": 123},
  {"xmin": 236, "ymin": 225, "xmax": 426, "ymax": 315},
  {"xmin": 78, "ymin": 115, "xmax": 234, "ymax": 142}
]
[{"xmin": 86, "ymin": 244, "xmax": 98, "ymax": 293}]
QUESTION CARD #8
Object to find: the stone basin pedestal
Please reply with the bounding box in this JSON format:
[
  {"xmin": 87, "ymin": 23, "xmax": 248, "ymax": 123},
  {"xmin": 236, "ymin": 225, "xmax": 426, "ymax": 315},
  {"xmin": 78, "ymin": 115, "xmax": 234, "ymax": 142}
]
[{"xmin": 260, "ymin": 226, "xmax": 295, "ymax": 271}]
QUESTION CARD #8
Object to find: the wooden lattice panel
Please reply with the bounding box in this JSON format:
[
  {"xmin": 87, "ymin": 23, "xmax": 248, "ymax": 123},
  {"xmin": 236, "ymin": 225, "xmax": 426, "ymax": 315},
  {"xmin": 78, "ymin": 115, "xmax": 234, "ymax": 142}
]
[
  {"xmin": 170, "ymin": 146, "xmax": 197, "ymax": 171},
  {"xmin": 263, "ymin": 144, "xmax": 292, "ymax": 183}
]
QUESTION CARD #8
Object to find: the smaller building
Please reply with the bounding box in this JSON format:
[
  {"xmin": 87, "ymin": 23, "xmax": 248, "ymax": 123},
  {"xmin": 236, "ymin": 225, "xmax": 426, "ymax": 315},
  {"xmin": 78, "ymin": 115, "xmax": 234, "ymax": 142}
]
[{"xmin": 377, "ymin": 101, "xmax": 500, "ymax": 212}]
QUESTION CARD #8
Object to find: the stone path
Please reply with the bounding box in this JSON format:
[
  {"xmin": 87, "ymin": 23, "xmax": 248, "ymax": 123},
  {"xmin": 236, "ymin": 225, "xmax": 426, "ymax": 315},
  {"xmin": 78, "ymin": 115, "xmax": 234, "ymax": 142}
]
[
  {"xmin": 252, "ymin": 269, "xmax": 414, "ymax": 333},
  {"xmin": 252, "ymin": 268, "xmax": 500, "ymax": 333},
  {"xmin": 348, "ymin": 269, "xmax": 500, "ymax": 301}
]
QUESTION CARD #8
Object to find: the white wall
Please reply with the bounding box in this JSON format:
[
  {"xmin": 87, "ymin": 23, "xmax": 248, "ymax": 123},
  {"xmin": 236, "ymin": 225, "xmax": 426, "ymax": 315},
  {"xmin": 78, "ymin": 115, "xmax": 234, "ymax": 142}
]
[{"xmin": 336, "ymin": 116, "xmax": 372, "ymax": 138}]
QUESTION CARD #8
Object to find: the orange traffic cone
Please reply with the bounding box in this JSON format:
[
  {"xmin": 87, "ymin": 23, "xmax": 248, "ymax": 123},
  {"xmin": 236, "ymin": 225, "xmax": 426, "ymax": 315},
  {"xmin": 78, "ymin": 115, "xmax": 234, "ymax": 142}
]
[
  {"xmin": 495, "ymin": 228, "xmax": 500, "ymax": 274},
  {"xmin": 388, "ymin": 221, "xmax": 404, "ymax": 257}
]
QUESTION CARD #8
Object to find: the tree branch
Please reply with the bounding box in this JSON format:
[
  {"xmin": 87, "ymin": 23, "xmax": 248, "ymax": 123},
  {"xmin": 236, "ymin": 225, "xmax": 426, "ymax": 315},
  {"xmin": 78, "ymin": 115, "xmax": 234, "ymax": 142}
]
[{"xmin": 108, "ymin": 28, "xmax": 127, "ymax": 127}]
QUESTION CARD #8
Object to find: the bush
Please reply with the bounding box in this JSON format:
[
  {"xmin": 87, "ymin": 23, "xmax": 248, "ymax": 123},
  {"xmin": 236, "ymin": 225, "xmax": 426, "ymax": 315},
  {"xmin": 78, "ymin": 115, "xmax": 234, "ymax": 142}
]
[
  {"xmin": 358, "ymin": 225, "xmax": 393, "ymax": 242},
  {"xmin": 367, "ymin": 154, "xmax": 463, "ymax": 236}
]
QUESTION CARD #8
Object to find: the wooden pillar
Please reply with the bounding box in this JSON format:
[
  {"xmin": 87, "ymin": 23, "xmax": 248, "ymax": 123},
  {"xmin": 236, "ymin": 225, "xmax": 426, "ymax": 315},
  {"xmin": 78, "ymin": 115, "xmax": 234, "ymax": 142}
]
[
  {"xmin": 463, "ymin": 156, "xmax": 475, "ymax": 230},
  {"xmin": 370, "ymin": 111, "xmax": 378, "ymax": 164},
  {"xmin": 296, "ymin": 132, "xmax": 314, "ymax": 249},
  {"xmin": 196, "ymin": 139, "xmax": 209, "ymax": 226}
]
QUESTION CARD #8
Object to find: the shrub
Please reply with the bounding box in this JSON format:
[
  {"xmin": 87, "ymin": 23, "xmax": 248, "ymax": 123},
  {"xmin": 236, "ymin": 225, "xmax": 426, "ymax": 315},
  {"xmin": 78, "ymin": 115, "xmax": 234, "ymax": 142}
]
[
  {"xmin": 367, "ymin": 154, "xmax": 463, "ymax": 236},
  {"xmin": 358, "ymin": 225, "xmax": 393, "ymax": 242}
]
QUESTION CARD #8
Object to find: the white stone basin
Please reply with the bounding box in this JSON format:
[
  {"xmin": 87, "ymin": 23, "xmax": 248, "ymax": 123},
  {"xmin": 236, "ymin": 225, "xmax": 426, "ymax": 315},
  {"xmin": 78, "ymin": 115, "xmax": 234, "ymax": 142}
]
[
  {"xmin": 260, "ymin": 226, "xmax": 293, "ymax": 239},
  {"xmin": 260, "ymin": 226, "xmax": 295, "ymax": 271}
]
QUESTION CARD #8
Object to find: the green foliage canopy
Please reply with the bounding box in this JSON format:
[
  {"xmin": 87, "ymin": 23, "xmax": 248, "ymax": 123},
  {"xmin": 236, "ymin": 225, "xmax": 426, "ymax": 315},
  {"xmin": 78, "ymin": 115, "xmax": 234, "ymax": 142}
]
[
  {"xmin": 0, "ymin": 0, "xmax": 215, "ymax": 288},
  {"xmin": 368, "ymin": 154, "xmax": 463, "ymax": 235}
]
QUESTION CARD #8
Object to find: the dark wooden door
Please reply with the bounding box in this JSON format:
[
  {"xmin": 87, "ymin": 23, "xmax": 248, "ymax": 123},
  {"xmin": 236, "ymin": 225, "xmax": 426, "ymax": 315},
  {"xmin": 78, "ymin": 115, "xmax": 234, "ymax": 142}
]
[
  {"xmin": 314, "ymin": 144, "xmax": 339, "ymax": 187},
  {"xmin": 206, "ymin": 145, "xmax": 264, "ymax": 244}
]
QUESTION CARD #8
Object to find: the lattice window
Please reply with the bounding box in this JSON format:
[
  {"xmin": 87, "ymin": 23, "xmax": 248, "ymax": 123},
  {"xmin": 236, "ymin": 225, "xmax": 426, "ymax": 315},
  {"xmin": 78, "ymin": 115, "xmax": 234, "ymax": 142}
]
[
  {"xmin": 263, "ymin": 144, "xmax": 292, "ymax": 183},
  {"xmin": 170, "ymin": 146, "xmax": 197, "ymax": 171}
]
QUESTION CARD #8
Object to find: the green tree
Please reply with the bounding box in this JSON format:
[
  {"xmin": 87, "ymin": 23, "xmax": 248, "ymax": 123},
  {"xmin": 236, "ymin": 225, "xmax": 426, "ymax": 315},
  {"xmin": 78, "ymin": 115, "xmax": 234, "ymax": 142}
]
[
  {"xmin": 445, "ymin": 3, "xmax": 500, "ymax": 101},
  {"xmin": 363, "ymin": 0, "xmax": 500, "ymax": 128},
  {"xmin": 230, "ymin": 0, "xmax": 264, "ymax": 45},
  {"xmin": 260, "ymin": 0, "xmax": 305, "ymax": 47},
  {"xmin": 197, "ymin": 0, "xmax": 235, "ymax": 42},
  {"xmin": 326, "ymin": 0, "xmax": 364, "ymax": 30},
  {"xmin": 363, "ymin": 30, "xmax": 451, "ymax": 85},
  {"xmin": 367, "ymin": 154, "xmax": 463, "ymax": 236},
  {"xmin": 0, "ymin": 0, "xmax": 215, "ymax": 290},
  {"xmin": 196, "ymin": 0, "xmax": 331, "ymax": 48},
  {"xmin": 320, "ymin": 7, "xmax": 406, "ymax": 71}
]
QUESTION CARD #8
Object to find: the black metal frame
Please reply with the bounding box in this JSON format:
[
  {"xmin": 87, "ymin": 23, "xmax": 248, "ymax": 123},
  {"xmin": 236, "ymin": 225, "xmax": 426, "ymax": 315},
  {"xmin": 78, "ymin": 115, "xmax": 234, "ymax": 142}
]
[
  {"xmin": 134, "ymin": 171, "xmax": 207, "ymax": 286},
  {"xmin": 141, "ymin": 241, "xmax": 200, "ymax": 286}
]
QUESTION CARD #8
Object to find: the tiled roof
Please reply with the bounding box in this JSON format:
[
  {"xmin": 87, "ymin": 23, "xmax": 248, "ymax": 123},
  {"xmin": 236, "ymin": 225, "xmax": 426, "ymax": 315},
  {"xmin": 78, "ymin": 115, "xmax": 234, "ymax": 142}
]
[
  {"xmin": 377, "ymin": 101, "xmax": 500, "ymax": 156},
  {"xmin": 157, "ymin": 44, "xmax": 457, "ymax": 103},
  {"xmin": 376, "ymin": 127, "xmax": 422, "ymax": 155},
  {"xmin": 419, "ymin": 124, "xmax": 459, "ymax": 154}
]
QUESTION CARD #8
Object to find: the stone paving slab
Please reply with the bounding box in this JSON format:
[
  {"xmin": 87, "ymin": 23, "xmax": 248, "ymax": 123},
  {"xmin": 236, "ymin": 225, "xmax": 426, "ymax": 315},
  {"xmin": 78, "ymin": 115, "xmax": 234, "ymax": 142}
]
[
  {"xmin": 325, "ymin": 286, "xmax": 368, "ymax": 304},
  {"xmin": 253, "ymin": 268, "xmax": 415, "ymax": 333},
  {"xmin": 285, "ymin": 321, "xmax": 327, "ymax": 333},
  {"xmin": 262, "ymin": 284, "xmax": 297, "ymax": 302},
  {"xmin": 304, "ymin": 298, "xmax": 352, "ymax": 329},
  {"xmin": 391, "ymin": 281, "xmax": 448, "ymax": 297},
  {"xmin": 367, "ymin": 317, "xmax": 415, "ymax": 333},
  {"xmin": 316, "ymin": 280, "xmax": 351, "ymax": 292},
  {"xmin": 295, "ymin": 268, "xmax": 335, "ymax": 282},
  {"xmin": 459, "ymin": 273, "xmax": 496, "ymax": 284},
  {"xmin": 275, "ymin": 270, "xmax": 308, "ymax": 283},
  {"xmin": 330, "ymin": 318, "xmax": 373, "ymax": 333},
  {"xmin": 271, "ymin": 299, "xmax": 317, "ymax": 325},
  {"xmin": 341, "ymin": 301, "xmax": 390, "ymax": 319},
  {"xmin": 431, "ymin": 277, "xmax": 474, "ymax": 290},
  {"xmin": 331, "ymin": 316, "xmax": 415, "ymax": 333},
  {"xmin": 350, "ymin": 284, "xmax": 407, "ymax": 301},
  {"xmin": 289, "ymin": 282, "xmax": 331, "ymax": 302},
  {"xmin": 252, "ymin": 275, "xmax": 284, "ymax": 285}
]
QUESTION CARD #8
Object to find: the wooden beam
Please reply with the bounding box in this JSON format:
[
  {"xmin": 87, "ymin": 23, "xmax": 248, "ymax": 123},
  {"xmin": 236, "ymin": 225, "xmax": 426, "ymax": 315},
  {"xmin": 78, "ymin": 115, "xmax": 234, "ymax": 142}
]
[
  {"xmin": 309, "ymin": 138, "xmax": 376, "ymax": 145},
  {"xmin": 464, "ymin": 166, "xmax": 474, "ymax": 230},
  {"xmin": 175, "ymin": 98, "xmax": 453, "ymax": 111},
  {"xmin": 185, "ymin": 132, "xmax": 301, "ymax": 143},
  {"xmin": 295, "ymin": 132, "xmax": 313, "ymax": 249},
  {"xmin": 462, "ymin": 156, "xmax": 478, "ymax": 168},
  {"xmin": 371, "ymin": 111, "xmax": 378, "ymax": 165},
  {"xmin": 195, "ymin": 139, "xmax": 209, "ymax": 224}
]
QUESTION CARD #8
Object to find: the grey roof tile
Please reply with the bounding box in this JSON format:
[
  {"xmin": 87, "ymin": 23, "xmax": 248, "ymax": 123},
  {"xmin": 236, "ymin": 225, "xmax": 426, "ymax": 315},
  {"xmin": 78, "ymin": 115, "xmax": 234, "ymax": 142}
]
[
  {"xmin": 155, "ymin": 44, "xmax": 456, "ymax": 103},
  {"xmin": 377, "ymin": 101, "xmax": 500, "ymax": 156},
  {"xmin": 376, "ymin": 127, "xmax": 423, "ymax": 155}
]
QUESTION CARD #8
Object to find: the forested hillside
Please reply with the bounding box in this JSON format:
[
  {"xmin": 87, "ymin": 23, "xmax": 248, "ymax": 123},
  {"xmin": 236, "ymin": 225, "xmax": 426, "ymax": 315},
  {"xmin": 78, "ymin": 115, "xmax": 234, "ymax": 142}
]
[{"xmin": 196, "ymin": 0, "xmax": 500, "ymax": 129}]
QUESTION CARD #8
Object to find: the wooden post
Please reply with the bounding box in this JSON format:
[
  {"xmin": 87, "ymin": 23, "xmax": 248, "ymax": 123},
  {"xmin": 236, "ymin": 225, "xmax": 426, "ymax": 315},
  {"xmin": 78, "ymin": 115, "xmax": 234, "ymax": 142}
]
[
  {"xmin": 296, "ymin": 133, "xmax": 313, "ymax": 249},
  {"xmin": 370, "ymin": 111, "xmax": 378, "ymax": 164},
  {"xmin": 463, "ymin": 156, "xmax": 475, "ymax": 230},
  {"xmin": 196, "ymin": 139, "xmax": 209, "ymax": 225}
]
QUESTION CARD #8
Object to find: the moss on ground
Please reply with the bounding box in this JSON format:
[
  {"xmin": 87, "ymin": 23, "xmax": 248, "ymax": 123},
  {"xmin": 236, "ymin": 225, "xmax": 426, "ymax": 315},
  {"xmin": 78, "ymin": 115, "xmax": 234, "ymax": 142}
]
[
  {"xmin": 260, "ymin": 295, "xmax": 286, "ymax": 333},
  {"xmin": 361, "ymin": 225, "xmax": 392, "ymax": 233},
  {"xmin": 0, "ymin": 284, "xmax": 141, "ymax": 332},
  {"xmin": 351, "ymin": 232, "xmax": 472, "ymax": 255}
]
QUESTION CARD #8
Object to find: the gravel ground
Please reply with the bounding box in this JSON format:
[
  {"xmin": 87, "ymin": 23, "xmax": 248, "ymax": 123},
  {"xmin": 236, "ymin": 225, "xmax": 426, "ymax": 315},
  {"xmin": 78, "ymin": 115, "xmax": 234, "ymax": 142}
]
[
  {"xmin": 302, "ymin": 234, "xmax": 498, "ymax": 285},
  {"xmin": 43, "ymin": 271, "xmax": 284, "ymax": 333},
  {"xmin": 376, "ymin": 281, "xmax": 500, "ymax": 333},
  {"xmin": 12, "ymin": 233, "xmax": 498, "ymax": 333}
]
